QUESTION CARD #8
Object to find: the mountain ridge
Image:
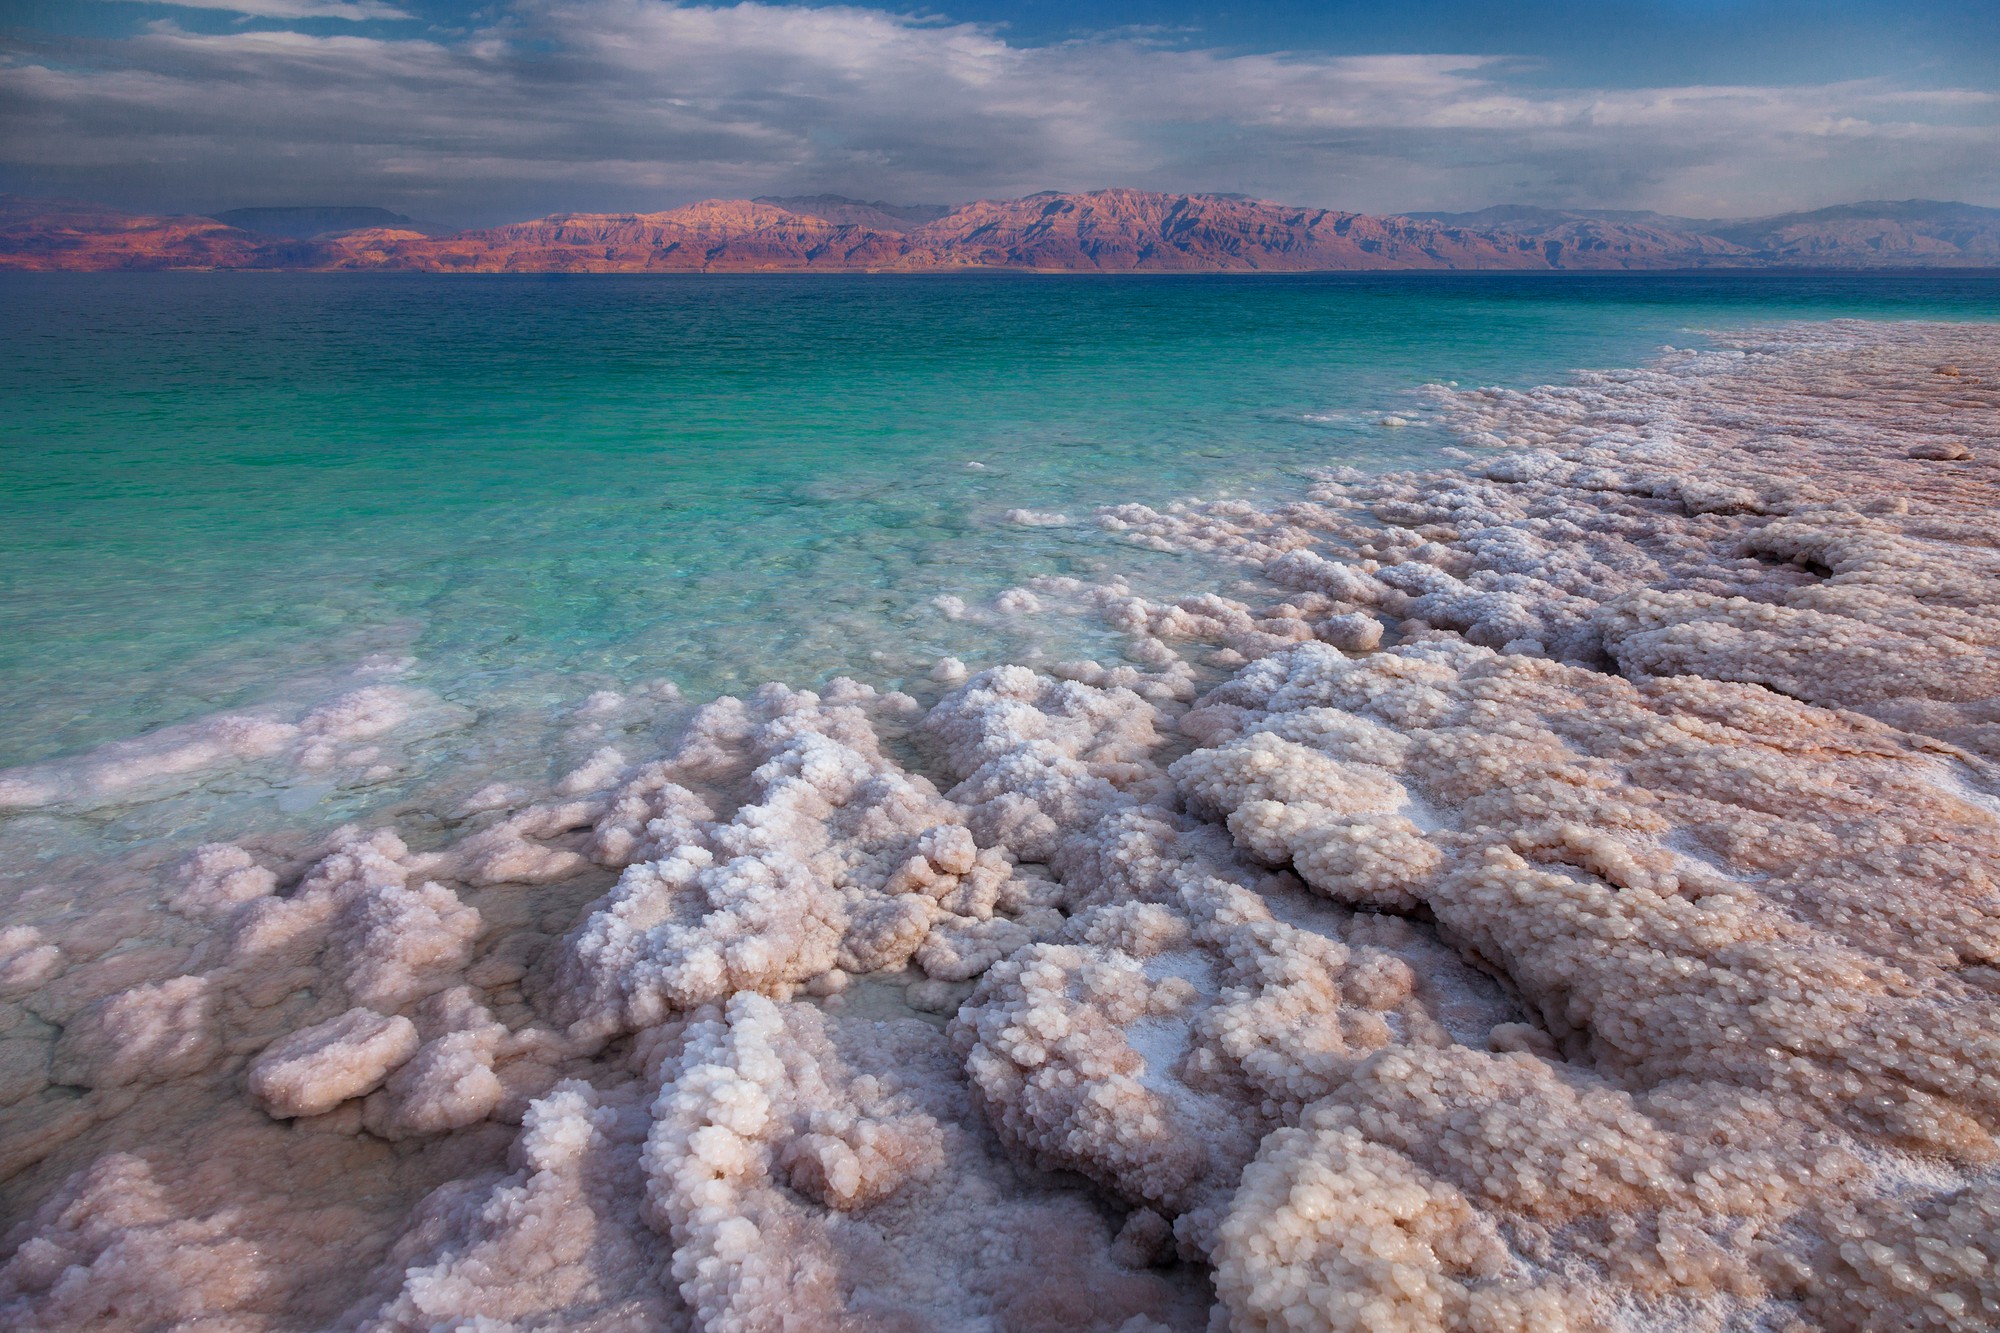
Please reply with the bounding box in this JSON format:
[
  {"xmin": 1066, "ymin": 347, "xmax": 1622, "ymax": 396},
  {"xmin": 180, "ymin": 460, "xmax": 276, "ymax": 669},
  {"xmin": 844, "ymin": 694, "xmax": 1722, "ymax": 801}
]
[{"xmin": 3, "ymin": 191, "xmax": 1996, "ymax": 272}]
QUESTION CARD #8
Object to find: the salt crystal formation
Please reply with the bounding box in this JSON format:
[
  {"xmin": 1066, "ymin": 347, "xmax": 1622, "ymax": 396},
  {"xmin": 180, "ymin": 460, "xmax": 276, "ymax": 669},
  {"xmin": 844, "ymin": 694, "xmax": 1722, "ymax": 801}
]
[{"xmin": 1, "ymin": 321, "xmax": 1996, "ymax": 1331}]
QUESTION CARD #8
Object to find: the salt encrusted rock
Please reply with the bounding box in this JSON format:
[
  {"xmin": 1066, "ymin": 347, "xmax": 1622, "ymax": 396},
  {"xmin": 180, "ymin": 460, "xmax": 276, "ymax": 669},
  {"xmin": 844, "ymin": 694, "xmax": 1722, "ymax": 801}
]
[
  {"xmin": 1212, "ymin": 1121, "xmax": 1586, "ymax": 1332},
  {"xmin": 916, "ymin": 823, "xmax": 979, "ymax": 876},
  {"xmin": 955, "ymin": 925, "xmax": 1223, "ymax": 1213},
  {"xmin": 1226, "ymin": 802, "xmax": 1440, "ymax": 911},
  {"xmin": 1173, "ymin": 636, "xmax": 1999, "ymax": 1313},
  {"xmin": 586, "ymin": 761, "xmax": 716, "ymax": 868},
  {"xmin": 934, "ymin": 473, "xmax": 2000, "ymax": 1324},
  {"xmin": 551, "ymin": 683, "xmax": 1050, "ymax": 1038},
  {"xmin": 421, "ymin": 805, "xmax": 593, "ymax": 887},
  {"xmin": 354, "ymin": 984, "xmax": 1208, "ymax": 1320},
  {"xmin": 361, "ymin": 994, "xmax": 513, "ymax": 1140},
  {"xmin": 361, "ymin": 1028, "xmax": 505, "ymax": 1140},
  {"xmin": 1120, "ymin": 327, "xmax": 2000, "ymax": 727},
  {"xmin": 638, "ymin": 992, "xmax": 1210, "ymax": 1331},
  {"xmin": 248, "ymin": 1008, "xmax": 420, "ymax": 1119},
  {"xmin": 1595, "ymin": 586, "xmax": 1990, "ymax": 709},
  {"xmin": 1803, "ymin": 1178, "xmax": 2000, "ymax": 1331},
  {"xmin": 915, "ymin": 915, "xmax": 1037, "ymax": 980},
  {"xmin": 0, "ymin": 926, "xmax": 62, "ymax": 998},
  {"xmin": 643, "ymin": 995, "xmax": 944, "ymax": 1313},
  {"xmin": 165, "ymin": 842, "xmax": 278, "ymax": 917},
  {"xmin": 352, "ymin": 1080, "xmax": 681, "ymax": 1328},
  {"xmin": 1095, "ymin": 589, "xmax": 1322, "ymax": 662},
  {"xmin": 1168, "ymin": 732, "xmax": 1441, "ymax": 910},
  {"xmin": 1172, "ymin": 732, "xmax": 1405, "ymax": 821},
  {"xmin": 328, "ymin": 877, "xmax": 482, "ymax": 1013},
  {"xmin": 1347, "ymin": 1042, "xmax": 1679, "ymax": 1209},
  {"xmin": 0, "ymin": 1154, "xmax": 268, "ymax": 1327},
  {"xmin": 921, "ymin": 664, "xmax": 1177, "ymax": 869},
  {"xmin": 227, "ymin": 828, "xmax": 481, "ymax": 1012},
  {"xmin": 49, "ymin": 975, "xmax": 220, "ymax": 1089},
  {"xmin": 951, "ymin": 879, "xmax": 1516, "ymax": 1255},
  {"xmin": 1314, "ymin": 610, "xmax": 1384, "ymax": 652}
]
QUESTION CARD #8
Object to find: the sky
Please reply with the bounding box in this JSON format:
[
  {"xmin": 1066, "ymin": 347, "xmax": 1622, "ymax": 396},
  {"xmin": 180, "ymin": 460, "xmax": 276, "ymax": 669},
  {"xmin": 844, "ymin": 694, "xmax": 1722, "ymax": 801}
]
[{"xmin": 1, "ymin": 0, "xmax": 1996, "ymax": 224}]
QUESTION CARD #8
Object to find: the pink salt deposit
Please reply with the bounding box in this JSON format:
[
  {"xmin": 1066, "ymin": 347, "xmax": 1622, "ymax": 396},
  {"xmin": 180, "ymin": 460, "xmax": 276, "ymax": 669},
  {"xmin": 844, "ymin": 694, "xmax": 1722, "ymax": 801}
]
[{"xmin": 0, "ymin": 321, "xmax": 1995, "ymax": 1330}]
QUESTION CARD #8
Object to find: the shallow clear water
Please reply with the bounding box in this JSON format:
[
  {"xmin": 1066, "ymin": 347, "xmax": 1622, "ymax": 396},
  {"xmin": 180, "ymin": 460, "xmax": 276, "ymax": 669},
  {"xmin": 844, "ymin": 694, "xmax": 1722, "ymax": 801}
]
[{"xmin": 5, "ymin": 270, "xmax": 2000, "ymax": 778}]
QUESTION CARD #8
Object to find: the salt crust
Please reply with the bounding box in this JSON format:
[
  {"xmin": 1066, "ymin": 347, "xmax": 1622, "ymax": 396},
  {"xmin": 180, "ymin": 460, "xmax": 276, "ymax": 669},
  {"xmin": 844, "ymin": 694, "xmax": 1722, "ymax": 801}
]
[{"xmin": 1, "ymin": 322, "xmax": 1997, "ymax": 1331}]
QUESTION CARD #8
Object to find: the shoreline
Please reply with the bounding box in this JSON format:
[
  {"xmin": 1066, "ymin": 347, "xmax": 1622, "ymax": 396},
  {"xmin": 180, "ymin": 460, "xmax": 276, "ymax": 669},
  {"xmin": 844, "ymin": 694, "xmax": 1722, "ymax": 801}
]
[
  {"xmin": 10, "ymin": 266, "xmax": 2000, "ymax": 278},
  {"xmin": 1, "ymin": 319, "xmax": 1997, "ymax": 1330}
]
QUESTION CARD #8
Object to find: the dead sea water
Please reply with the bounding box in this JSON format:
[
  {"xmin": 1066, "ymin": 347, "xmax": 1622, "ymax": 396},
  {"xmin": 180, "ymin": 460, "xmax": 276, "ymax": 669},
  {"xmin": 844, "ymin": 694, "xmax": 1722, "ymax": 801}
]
[{"xmin": 6, "ymin": 271, "xmax": 1999, "ymax": 781}]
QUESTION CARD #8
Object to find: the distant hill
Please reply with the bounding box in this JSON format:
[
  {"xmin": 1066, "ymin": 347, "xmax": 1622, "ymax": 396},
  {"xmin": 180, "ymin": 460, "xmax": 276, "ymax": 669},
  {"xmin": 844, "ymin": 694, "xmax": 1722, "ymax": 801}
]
[
  {"xmin": 1403, "ymin": 199, "xmax": 2000, "ymax": 267},
  {"xmin": 1397, "ymin": 207, "xmax": 1751, "ymax": 267},
  {"xmin": 1702, "ymin": 201, "xmax": 2000, "ymax": 263},
  {"xmin": 3, "ymin": 191, "xmax": 1996, "ymax": 272},
  {"xmin": 1404, "ymin": 205, "xmax": 1713, "ymax": 233}
]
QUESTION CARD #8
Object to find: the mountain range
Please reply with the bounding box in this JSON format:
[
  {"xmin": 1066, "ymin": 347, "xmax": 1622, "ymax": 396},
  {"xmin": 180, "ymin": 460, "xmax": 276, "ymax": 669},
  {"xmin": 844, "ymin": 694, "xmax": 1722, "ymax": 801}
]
[{"xmin": 3, "ymin": 190, "xmax": 1997, "ymax": 272}]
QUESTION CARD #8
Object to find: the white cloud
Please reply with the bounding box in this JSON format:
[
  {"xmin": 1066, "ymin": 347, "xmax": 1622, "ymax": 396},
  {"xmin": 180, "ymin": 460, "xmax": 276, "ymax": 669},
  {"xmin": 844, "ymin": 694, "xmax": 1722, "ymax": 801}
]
[
  {"xmin": 115, "ymin": 0, "xmax": 413, "ymax": 19},
  {"xmin": 3, "ymin": 0, "xmax": 1995, "ymax": 221}
]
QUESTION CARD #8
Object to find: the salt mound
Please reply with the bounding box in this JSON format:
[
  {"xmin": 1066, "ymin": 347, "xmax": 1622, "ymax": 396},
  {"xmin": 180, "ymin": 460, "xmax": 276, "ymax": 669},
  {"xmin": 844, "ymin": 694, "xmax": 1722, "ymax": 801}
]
[
  {"xmin": 2, "ymin": 321, "xmax": 1997, "ymax": 1331},
  {"xmin": 247, "ymin": 1008, "xmax": 420, "ymax": 1119}
]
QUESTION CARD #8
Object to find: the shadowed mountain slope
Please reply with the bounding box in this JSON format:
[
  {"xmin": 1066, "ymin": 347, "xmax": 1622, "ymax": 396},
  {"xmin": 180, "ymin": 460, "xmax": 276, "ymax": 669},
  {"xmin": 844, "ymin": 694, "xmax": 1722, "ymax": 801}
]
[
  {"xmin": 1704, "ymin": 201, "xmax": 2000, "ymax": 262},
  {"xmin": 753, "ymin": 195, "xmax": 953, "ymax": 232},
  {"xmin": 1407, "ymin": 199, "xmax": 2000, "ymax": 267}
]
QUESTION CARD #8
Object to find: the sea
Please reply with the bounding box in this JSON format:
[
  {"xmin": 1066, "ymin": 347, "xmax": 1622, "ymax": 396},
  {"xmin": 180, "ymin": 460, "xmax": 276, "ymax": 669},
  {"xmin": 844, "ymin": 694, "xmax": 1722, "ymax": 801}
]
[{"xmin": 5, "ymin": 269, "xmax": 2000, "ymax": 853}]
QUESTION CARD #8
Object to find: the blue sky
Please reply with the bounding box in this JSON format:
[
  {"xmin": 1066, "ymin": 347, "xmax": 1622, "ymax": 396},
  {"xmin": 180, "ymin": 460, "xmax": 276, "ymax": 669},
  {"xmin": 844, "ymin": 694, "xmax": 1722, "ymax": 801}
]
[{"xmin": 3, "ymin": 0, "xmax": 1996, "ymax": 221}]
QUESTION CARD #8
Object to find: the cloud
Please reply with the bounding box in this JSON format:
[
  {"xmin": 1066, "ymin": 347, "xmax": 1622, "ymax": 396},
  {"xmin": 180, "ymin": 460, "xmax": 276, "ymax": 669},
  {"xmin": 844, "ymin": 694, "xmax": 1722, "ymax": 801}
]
[
  {"xmin": 113, "ymin": 0, "xmax": 413, "ymax": 19},
  {"xmin": 2, "ymin": 0, "xmax": 1995, "ymax": 221}
]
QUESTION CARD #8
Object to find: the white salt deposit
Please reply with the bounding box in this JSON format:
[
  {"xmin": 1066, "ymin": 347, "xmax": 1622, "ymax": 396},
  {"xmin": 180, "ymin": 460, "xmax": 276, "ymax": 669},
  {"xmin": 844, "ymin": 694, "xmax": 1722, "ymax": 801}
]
[{"xmin": 1, "ymin": 321, "xmax": 1997, "ymax": 1331}]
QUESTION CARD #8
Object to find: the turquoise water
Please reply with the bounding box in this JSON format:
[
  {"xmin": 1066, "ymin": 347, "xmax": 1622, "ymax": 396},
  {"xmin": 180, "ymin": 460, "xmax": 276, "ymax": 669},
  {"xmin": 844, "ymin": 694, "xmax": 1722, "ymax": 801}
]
[{"xmin": 5, "ymin": 270, "xmax": 2000, "ymax": 777}]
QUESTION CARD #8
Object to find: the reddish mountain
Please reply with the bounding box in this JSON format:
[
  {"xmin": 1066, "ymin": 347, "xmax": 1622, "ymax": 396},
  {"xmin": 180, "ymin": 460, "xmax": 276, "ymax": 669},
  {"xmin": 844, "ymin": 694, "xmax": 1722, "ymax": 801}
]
[
  {"xmin": 282, "ymin": 190, "xmax": 1644, "ymax": 273},
  {"xmin": 0, "ymin": 199, "xmax": 335, "ymax": 271},
  {"xmin": 335, "ymin": 200, "xmax": 917, "ymax": 272},
  {"xmin": 893, "ymin": 189, "xmax": 1544, "ymax": 270},
  {"xmin": 4, "ymin": 191, "xmax": 1996, "ymax": 273}
]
